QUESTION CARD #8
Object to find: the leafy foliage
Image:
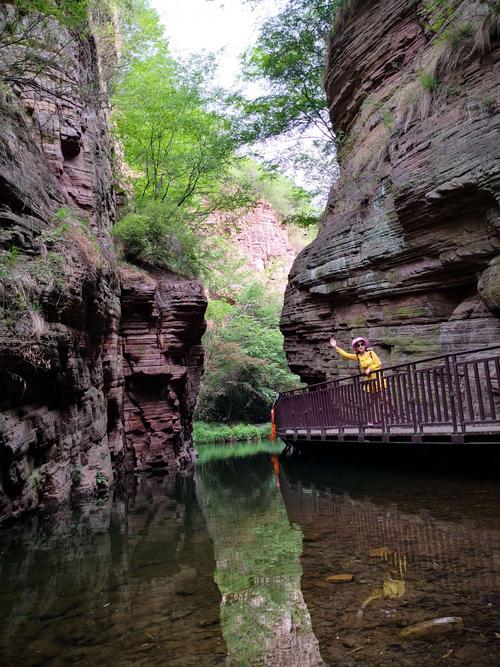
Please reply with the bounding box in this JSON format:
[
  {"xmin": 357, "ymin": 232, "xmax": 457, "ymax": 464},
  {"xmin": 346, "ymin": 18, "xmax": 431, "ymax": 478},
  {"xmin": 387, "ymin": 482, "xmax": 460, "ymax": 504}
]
[
  {"xmin": 239, "ymin": 0, "xmax": 344, "ymax": 144},
  {"xmin": 193, "ymin": 422, "xmax": 271, "ymax": 445},
  {"xmin": 235, "ymin": 0, "xmax": 347, "ymax": 196},
  {"xmin": 419, "ymin": 0, "xmax": 458, "ymax": 34},
  {"xmin": 233, "ymin": 159, "xmax": 319, "ymax": 226},
  {"xmin": 112, "ymin": 7, "xmax": 255, "ymax": 274},
  {"xmin": 114, "ymin": 48, "xmax": 237, "ymax": 206},
  {"xmin": 196, "ymin": 283, "xmax": 300, "ymax": 423}
]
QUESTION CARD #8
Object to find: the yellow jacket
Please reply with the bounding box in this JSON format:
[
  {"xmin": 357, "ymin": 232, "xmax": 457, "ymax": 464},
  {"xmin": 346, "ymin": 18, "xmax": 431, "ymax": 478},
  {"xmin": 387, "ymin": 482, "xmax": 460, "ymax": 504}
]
[{"xmin": 334, "ymin": 346, "xmax": 383, "ymax": 384}]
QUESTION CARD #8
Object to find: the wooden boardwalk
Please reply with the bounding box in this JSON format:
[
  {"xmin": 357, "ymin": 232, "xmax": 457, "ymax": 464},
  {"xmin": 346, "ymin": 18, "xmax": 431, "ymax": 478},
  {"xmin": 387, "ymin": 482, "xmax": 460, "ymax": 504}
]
[{"xmin": 275, "ymin": 347, "xmax": 500, "ymax": 446}]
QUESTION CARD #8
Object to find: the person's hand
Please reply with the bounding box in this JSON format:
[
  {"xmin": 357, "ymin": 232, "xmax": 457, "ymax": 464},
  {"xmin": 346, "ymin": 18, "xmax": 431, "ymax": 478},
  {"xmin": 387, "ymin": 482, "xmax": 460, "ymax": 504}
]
[
  {"xmin": 329, "ymin": 337, "xmax": 337, "ymax": 348},
  {"xmin": 365, "ymin": 368, "xmax": 371, "ymax": 375}
]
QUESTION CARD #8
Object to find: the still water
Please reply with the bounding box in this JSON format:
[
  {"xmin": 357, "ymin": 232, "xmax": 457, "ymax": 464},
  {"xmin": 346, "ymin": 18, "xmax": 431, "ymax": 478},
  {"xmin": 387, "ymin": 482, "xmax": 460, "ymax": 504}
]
[{"xmin": 1, "ymin": 441, "xmax": 500, "ymax": 666}]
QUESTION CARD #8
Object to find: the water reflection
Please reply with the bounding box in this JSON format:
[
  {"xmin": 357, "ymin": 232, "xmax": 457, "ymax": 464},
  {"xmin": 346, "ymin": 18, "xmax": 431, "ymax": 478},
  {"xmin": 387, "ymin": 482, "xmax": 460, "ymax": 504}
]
[
  {"xmin": 196, "ymin": 448, "xmax": 324, "ymax": 666},
  {"xmin": 280, "ymin": 460, "xmax": 500, "ymax": 666},
  {"xmin": 0, "ymin": 475, "xmax": 224, "ymax": 666},
  {"xmin": 1, "ymin": 443, "xmax": 500, "ymax": 667}
]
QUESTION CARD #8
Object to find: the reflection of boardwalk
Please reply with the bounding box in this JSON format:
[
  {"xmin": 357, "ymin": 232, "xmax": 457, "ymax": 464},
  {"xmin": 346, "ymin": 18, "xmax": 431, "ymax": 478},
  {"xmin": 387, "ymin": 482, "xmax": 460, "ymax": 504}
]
[
  {"xmin": 279, "ymin": 469, "xmax": 500, "ymax": 666},
  {"xmin": 275, "ymin": 347, "xmax": 500, "ymax": 444},
  {"xmin": 281, "ymin": 475, "xmax": 500, "ymax": 595}
]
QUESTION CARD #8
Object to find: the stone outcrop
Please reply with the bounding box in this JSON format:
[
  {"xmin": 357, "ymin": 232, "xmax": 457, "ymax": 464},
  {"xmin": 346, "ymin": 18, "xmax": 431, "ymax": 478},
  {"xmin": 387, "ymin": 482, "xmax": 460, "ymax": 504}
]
[
  {"xmin": 232, "ymin": 201, "xmax": 296, "ymax": 275},
  {"xmin": 120, "ymin": 268, "xmax": 206, "ymax": 472},
  {"xmin": 0, "ymin": 11, "xmax": 206, "ymax": 521},
  {"xmin": 281, "ymin": 0, "xmax": 500, "ymax": 383},
  {"xmin": 0, "ymin": 17, "xmax": 122, "ymax": 519},
  {"xmin": 208, "ymin": 201, "xmax": 297, "ymax": 289}
]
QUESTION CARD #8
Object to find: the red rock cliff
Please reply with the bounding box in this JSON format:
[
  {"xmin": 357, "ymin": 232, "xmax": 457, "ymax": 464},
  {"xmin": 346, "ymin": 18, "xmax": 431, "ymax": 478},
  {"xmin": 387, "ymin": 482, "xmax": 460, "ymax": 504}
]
[
  {"xmin": 0, "ymin": 11, "xmax": 206, "ymax": 521},
  {"xmin": 120, "ymin": 268, "xmax": 206, "ymax": 472},
  {"xmin": 281, "ymin": 0, "xmax": 500, "ymax": 383}
]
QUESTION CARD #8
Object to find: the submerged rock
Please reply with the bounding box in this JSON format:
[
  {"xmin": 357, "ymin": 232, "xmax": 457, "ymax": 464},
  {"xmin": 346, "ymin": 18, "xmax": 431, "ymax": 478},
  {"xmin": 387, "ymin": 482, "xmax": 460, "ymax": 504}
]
[
  {"xmin": 325, "ymin": 573, "xmax": 354, "ymax": 582},
  {"xmin": 400, "ymin": 616, "xmax": 464, "ymax": 640},
  {"xmin": 369, "ymin": 547, "xmax": 392, "ymax": 558}
]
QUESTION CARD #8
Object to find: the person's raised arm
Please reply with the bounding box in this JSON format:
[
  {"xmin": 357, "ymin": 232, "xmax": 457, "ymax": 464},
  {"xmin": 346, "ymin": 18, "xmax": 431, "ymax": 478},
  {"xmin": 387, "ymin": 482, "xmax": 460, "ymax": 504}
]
[{"xmin": 329, "ymin": 337, "xmax": 357, "ymax": 361}]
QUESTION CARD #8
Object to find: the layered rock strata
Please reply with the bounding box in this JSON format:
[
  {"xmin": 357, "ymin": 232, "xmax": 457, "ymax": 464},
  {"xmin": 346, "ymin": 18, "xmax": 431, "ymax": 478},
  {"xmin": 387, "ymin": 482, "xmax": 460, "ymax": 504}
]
[
  {"xmin": 281, "ymin": 0, "xmax": 500, "ymax": 383},
  {"xmin": 0, "ymin": 17, "xmax": 122, "ymax": 518},
  {"xmin": 0, "ymin": 12, "xmax": 206, "ymax": 521},
  {"xmin": 231, "ymin": 201, "xmax": 296, "ymax": 275},
  {"xmin": 120, "ymin": 268, "xmax": 206, "ymax": 472},
  {"xmin": 208, "ymin": 201, "xmax": 297, "ymax": 290}
]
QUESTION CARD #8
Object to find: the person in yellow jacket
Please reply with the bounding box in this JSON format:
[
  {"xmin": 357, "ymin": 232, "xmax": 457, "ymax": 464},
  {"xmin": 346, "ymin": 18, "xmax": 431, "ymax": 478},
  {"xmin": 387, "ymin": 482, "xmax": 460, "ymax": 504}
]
[
  {"xmin": 329, "ymin": 335, "xmax": 387, "ymax": 425},
  {"xmin": 329, "ymin": 336, "xmax": 384, "ymax": 386}
]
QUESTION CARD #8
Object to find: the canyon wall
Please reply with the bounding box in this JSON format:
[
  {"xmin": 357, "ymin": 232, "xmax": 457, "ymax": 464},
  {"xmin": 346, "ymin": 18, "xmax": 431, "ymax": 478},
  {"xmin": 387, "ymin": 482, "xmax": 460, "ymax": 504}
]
[
  {"xmin": 208, "ymin": 201, "xmax": 297, "ymax": 290},
  {"xmin": 281, "ymin": 0, "xmax": 500, "ymax": 383},
  {"xmin": 120, "ymin": 268, "xmax": 206, "ymax": 472},
  {"xmin": 0, "ymin": 11, "xmax": 205, "ymax": 521},
  {"xmin": 231, "ymin": 201, "xmax": 296, "ymax": 278}
]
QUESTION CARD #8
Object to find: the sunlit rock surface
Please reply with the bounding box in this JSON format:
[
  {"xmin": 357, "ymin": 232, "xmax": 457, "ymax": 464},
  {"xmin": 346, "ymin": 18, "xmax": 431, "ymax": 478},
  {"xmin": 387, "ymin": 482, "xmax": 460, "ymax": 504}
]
[
  {"xmin": 208, "ymin": 201, "xmax": 296, "ymax": 287},
  {"xmin": 231, "ymin": 201, "xmax": 296, "ymax": 275},
  {"xmin": 281, "ymin": 0, "xmax": 500, "ymax": 383}
]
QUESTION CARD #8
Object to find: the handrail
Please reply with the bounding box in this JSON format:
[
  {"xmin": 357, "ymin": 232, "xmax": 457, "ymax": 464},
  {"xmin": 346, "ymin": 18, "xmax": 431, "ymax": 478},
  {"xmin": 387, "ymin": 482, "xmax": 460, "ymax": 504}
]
[
  {"xmin": 279, "ymin": 345, "xmax": 500, "ymax": 398},
  {"xmin": 274, "ymin": 345, "xmax": 500, "ymax": 440}
]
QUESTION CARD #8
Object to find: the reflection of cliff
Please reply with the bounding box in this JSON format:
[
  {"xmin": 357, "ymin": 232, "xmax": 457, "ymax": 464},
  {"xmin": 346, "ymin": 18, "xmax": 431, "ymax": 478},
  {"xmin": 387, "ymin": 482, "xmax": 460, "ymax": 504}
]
[
  {"xmin": 196, "ymin": 453, "xmax": 324, "ymax": 667},
  {"xmin": 0, "ymin": 475, "xmax": 224, "ymax": 666},
  {"xmin": 280, "ymin": 466, "xmax": 500, "ymax": 666}
]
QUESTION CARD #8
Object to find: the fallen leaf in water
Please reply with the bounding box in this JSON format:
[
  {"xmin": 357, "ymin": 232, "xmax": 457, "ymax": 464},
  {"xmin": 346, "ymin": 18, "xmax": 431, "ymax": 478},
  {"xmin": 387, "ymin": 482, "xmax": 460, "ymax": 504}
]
[
  {"xmin": 326, "ymin": 573, "xmax": 354, "ymax": 582},
  {"xmin": 369, "ymin": 547, "xmax": 391, "ymax": 558},
  {"xmin": 442, "ymin": 649, "xmax": 453, "ymax": 659},
  {"xmin": 400, "ymin": 616, "xmax": 464, "ymax": 639},
  {"xmin": 382, "ymin": 579, "xmax": 405, "ymax": 598}
]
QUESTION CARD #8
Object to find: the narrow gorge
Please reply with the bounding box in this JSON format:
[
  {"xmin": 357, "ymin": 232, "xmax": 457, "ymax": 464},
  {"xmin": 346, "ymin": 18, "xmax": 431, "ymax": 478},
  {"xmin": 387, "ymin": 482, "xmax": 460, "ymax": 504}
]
[{"xmin": 1, "ymin": 0, "xmax": 499, "ymax": 522}]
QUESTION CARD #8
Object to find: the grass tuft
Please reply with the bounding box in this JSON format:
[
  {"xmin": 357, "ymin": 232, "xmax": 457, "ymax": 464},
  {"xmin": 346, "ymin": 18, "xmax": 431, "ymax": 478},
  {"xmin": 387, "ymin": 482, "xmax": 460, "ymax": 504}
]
[{"xmin": 192, "ymin": 422, "xmax": 272, "ymax": 445}]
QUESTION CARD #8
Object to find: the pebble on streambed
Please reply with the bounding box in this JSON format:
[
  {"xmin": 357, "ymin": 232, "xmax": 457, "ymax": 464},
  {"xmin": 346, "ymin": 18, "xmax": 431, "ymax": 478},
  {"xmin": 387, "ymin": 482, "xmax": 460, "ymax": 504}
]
[
  {"xmin": 399, "ymin": 616, "xmax": 464, "ymax": 640},
  {"xmin": 325, "ymin": 573, "xmax": 355, "ymax": 583}
]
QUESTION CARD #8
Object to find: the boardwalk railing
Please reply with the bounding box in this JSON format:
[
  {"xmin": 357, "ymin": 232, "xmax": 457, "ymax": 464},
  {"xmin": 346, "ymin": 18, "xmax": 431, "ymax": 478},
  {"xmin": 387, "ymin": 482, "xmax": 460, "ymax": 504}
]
[{"xmin": 275, "ymin": 346, "xmax": 500, "ymax": 442}]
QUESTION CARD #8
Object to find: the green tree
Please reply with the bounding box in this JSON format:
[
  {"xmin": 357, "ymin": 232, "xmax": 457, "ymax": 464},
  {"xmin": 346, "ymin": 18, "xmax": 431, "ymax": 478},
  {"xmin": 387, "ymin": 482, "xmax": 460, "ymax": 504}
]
[
  {"xmin": 238, "ymin": 0, "xmax": 345, "ymax": 144},
  {"xmin": 112, "ymin": 7, "xmax": 251, "ymax": 274},
  {"xmin": 197, "ymin": 283, "xmax": 300, "ymax": 423},
  {"xmin": 233, "ymin": 159, "xmax": 319, "ymax": 226}
]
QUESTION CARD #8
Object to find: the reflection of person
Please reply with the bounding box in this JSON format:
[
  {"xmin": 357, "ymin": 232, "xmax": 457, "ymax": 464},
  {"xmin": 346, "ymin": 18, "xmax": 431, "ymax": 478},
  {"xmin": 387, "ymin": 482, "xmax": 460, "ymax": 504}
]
[{"xmin": 329, "ymin": 336, "xmax": 387, "ymax": 425}]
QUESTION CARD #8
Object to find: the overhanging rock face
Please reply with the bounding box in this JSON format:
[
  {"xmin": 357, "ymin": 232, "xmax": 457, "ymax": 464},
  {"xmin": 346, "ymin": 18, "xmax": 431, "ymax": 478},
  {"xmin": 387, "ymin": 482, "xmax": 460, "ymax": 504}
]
[{"xmin": 281, "ymin": 0, "xmax": 500, "ymax": 385}]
